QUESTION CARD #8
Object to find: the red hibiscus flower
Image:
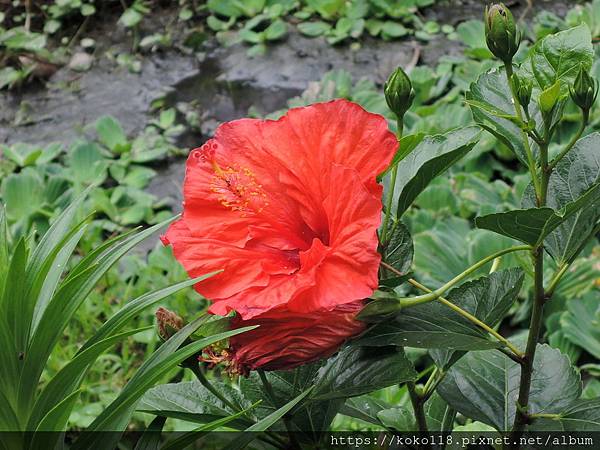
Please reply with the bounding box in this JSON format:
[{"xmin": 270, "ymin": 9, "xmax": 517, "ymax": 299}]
[
  {"xmin": 226, "ymin": 301, "xmax": 367, "ymax": 373},
  {"xmin": 162, "ymin": 99, "xmax": 397, "ymax": 321}
]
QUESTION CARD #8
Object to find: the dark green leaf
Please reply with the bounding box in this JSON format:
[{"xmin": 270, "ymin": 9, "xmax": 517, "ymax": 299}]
[
  {"xmin": 475, "ymin": 182, "xmax": 600, "ymax": 245},
  {"xmin": 394, "ymin": 127, "xmax": 480, "ymax": 216},
  {"xmin": 359, "ymin": 269, "xmax": 524, "ymax": 352},
  {"xmin": 540, "ymin": 133, "xmax": 600, "ymax": 263},
  {"xmin": 382, "ymin": 221, "xmax": 413, "ymax": 276},
  {"xmin": 438, "ymin": 344, "xmax": 581, "ymax": 431},
  {"xmin": 534, "ymin": 399, "xmax": 600, "ymax": 431},
  {"xmin": 467, "ymin": 68, "xmax": 537, "ymax": 166},
  {"xmin": 312, "ymin": 346, "xmax": 417, "ymax": 400}
]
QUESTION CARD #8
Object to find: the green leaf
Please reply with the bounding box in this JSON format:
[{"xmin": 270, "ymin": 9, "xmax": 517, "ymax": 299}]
[
  {"xmin": 81, "ymin": 273, "xmax": 217, "ymax": 352},
  {"xmin": 377, "ymin": 406, "xmax": 415, "ymax": 431},
  {"xmin": 74, "ymin": 318, "xmax": 257, "ymax": 450},
  {"xmin": 524, "ymin": 133, "xmax": 600, "ymax": 263},
  {"xmin": 20, "ymin": 217, "xmax": 176, "ymax": 417},
  {"xmin": 534, "ymin": 399, "xmax": 600, "ymax": 431},
  {"xmin": 475, "ymin": 183, "xmax": 600, "ymax": 246},
  {"xmin": 95, "ymin": 116, "xmax": 129, "ymax": 153},
  {"xmin": 297, "ymin": 21, "xmax": 331, "ymax": 37},
  {"xmin": 360, "ymin": 269, "xmax": 523, "ymax": 353},
  {"xmin": 394, "ymin": 127, "xmax": 480, "ymax": 216},
  {"xmin": 467, "ymin": 68, "xmax": 537, "ymax": 167},
  {"xmin": 339, "ymin": 396, "xmax": 392, "ymax": 426},
  {"xmin": 27, "ymin": 328, "xmax": 149, "ymax": 431},
  {"xmin": 561, "ymin": 294, "xmax": 600, "ymax": 359},
  {"xmin": 133, "ymin": 416, "xmax": 166, "ymax": 450},
  {"xmin": 529, "ymin": 24, "xmax": 594, "ymax": 90},
  {"xmin": 120, "ymin": 8, "xmax": 143, "ymax": 28},
  {"xmin": 381, "ymin": 221, "xmax": 413, "ymax": 279},
  {"xmin": 1, "ymin": 169, "xmax": 45, "ymax": 222},
  {"xmin": 438, "ymin": 344, "xmax": 581, "ymax": 431},
  {"xmin": 137, "ymin": 380, "xmax": 252, "ymax": 427},
  {"xmin": 30, "ymin": 389, "xmax": 81, "ymax": 434},
  {"xmin": 67, "ymin": 141, "xmax": 108, "ymax": 184},
  {"xmin": 312, "ymin": 346, "xmax": 417, "ymax": 400},
  {"xmin": 227, "ymin": 387, "xmax": 313, "ymax": 450},
  {"xmin": 264, "ymin": 19, "xmax": 287, "ymax": 41},
  {"xmin": 160, "ymin": 402, "xmax": 261, "ymax": 450}
]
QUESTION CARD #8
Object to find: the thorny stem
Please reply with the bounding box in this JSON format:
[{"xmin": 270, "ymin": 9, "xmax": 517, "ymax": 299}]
[
  {"xmin": 381, "ymin": 119, "xmax": 404, "ymax": 244},
  {"xmin": 504, "ymin": 63, "xmax": 542, "ymax": 203},
  {"xmin": 396, "ymin": 246, "xmax": 531, "ymax": 308}
]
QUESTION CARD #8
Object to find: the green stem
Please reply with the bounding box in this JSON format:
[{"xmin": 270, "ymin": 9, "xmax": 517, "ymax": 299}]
[
  {"xmin": 549, "ymin": 109, "xmax": 588, "ymax": 170},
  {"xmin": 505, "ymin": 63, "xmax": 542, "ymax": 203},
  {"xmin": 405, "ymin": 275, "xmax": 524, "ymax": 359},
  {"xmin": 381, "ymin": 119, "xmax": 404, "ymax": 244},
  {"xmin": 398, "ymin": 245, "xmax": 531, "ymax": 308},
  {"xmin": 407, "ymin": 381, "xmax": 429, "ymax": 437}
]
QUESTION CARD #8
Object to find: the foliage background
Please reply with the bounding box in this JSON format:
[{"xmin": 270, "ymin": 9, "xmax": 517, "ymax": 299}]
[{"xmin": 0, "ymin": 0, "xmax": 598, "ymax": 436}]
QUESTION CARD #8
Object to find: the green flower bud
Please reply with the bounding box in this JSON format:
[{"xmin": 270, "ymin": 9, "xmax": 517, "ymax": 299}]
[
  {"xmin": 484, "ymin": 3, "xmax": 520, "ymax": 64},
  {"xmin": 570, "ymin": 64, "xmax": 598, "ymax": 112},
  {"xmin": 512, "ymin": 74, "xmax": 532, "ymax": 110},
  {"xmin": 384, "ymin": 67, "xmax": 415, "ymax": 119}
]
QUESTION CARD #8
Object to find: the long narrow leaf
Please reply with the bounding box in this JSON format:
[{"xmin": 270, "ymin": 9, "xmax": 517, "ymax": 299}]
[
  {"xmin": 73, "ymin": 319, "xmax": 257, "ymax": 450},
  {"xmin": 133, "ymin": 416, "xmax": 166, "ymax": 450},
  {"xmin": 161, "ymin": 401, "xmax": 262, "ymax": 450},
  {"xmin": 80, "ymin": 272, "xmax": 219, "ymax": 353},
  {"xmin": 27, "ymin": 390, "xmax": 81, "ymax": 450},
  {"xmin": 27, "ymin": 327, "xmax": 150, "ymax": 430},
  {"xmin": 227, "ymin": 387, "xmax": 314, "ymax": 450},
  {"xmin": 19, "ymin": 217, "xmax": 176, "ymax": 415}
]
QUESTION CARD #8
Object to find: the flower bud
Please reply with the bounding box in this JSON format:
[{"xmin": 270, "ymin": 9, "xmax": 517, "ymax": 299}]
[
  {"xmin": 156, "ymin": 307, "xmax": 184, "ymax": 341},
  {"xmin": 512, "ymin": 74, "xmax": 532, "ymax": 110},
  {"xmin": 384, "ymin": 67, "xmax": 415, "ymax": 119},
  {"xmin": 484, "ymin": 3, "xmax": 520, "ymax": 64},
  {"xmin": 570, "ymin": 64, "xmax": 598, "ymax": 112}
]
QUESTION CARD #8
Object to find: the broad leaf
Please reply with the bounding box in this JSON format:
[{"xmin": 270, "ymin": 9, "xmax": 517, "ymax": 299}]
[
  {"xmin": 533, "ymin": 399, "xmax": 600, "ymax": 431},
  {"xmin": 394, "ymin": 127, "xmax": 480, "ymax": 216},
  {"xmin": 438, "ymin": 344, "xmax": 581, "ymax": 431},
  {"xmin": 523, "ymin": 133, "xmax": 600, "ymax": 263},
  {"xmin": 359, "ymin": 269, "xmax": 524, "ymax": 352},
  {"xmin": 475, "ymin": 183, "xmax": 600, "ymax": 246},
  {"xmin": 561, "ymin": 294, "xmax": 600, "ymax": 359},
  {"xmin": 138, "ymin": 380, "xmax": 253, "ymax": 427},
  {"xmin": 339, "ymin": 396, "xmax": 392, "ymax": 427},
  {"xmin": 381, "ymin": 221, "xmax": 413, "ymax": 280},
  {"xmin": 312, "ymin": 345, "xmax": 417, "ymax": 400},
  {"xmin": 467, "ymin": 68, "xmax": 537, "ymax": 166},
  {"xmin": 529, "ymin": 24, "xmax": 594, "ymax": 90}
]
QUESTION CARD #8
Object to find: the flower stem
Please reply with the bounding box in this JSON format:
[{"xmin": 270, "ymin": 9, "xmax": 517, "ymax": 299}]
[
  {"xmin": 549, "ymin": 109, "xmax": 588, "ymax": 170},
  {"xmin": 405, "ymin": 274, "xmax": 524, "ymax": 359},
  {"xmin": 397, "ymin": 245, "xmax": 531, "ymax": 308},
  {"xmin": 504, "ymin": 63, "xmax": 542, "ymax": 203},
  {"xmin": 190, "ymin": 364, "xmax": 241, "ymax": 414},
  {"xmin": 381, "ymin": 119, "xmax": 404, "ymax": 244}
]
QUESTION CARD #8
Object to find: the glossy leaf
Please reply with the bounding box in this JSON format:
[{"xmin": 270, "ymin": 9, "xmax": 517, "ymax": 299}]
[
  {"xmin": 438, "ymin": 344, "xmax": 581, "ymax": 431},
  {"xmin": 394, "ymin": 127, "xmax": 480, "ymax": 216},
  {"xmin": 312, "ymin": 345, "xmax": 417, "ymax": 400},
  {"xmin": 359, "ymin": 269, "xmax": 524, "ymax": 352},
  {"xmin": 475, "ymin": 182, "xmax": 600, "ymax": 246},
  {"xmin": 534, "ymin": 399, "xmax": 600, "ymax": 431},
  {"xmin": 467, "ymin": 68, "xmax": 537, "ymax": 166},
  {"xmin": 529, "ymin": 24, "xmax": 594, "ymax": 90},
  {"xmin": 382, "ymin": 221, "xmax": 413, "ymax": 277},
  {"xmin": 138, "ymin": 380, "xmax": 253, "ymax": 427}
]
